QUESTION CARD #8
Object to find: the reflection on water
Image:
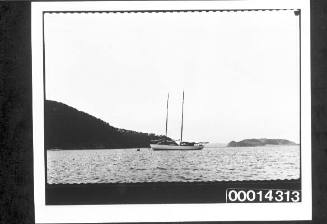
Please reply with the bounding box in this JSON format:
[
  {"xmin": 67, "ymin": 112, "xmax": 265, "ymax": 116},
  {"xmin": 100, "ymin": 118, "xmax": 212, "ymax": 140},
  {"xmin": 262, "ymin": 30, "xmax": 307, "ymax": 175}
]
[{"xmin": 47, "ymin": 146, "xmax": 300, "ymax": 184}]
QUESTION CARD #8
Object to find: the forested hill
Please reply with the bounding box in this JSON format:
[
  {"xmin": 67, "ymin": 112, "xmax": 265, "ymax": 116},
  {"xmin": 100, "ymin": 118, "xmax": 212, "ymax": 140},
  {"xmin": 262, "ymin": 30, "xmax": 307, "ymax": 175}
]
[
  {"xmin": 227, "ymin": 138, "xmax": 297, "ymax": 147},
  {"xmin": 45, "ymin": 100, "xmax": 172, "ymax": 150}
]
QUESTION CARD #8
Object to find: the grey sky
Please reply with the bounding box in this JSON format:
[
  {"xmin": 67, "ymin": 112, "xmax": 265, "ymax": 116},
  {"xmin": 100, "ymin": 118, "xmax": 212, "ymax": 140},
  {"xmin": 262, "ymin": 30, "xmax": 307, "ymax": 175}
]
[{"xmin": 44, "ymin": 10, "xmax": 300, "ymax": 143}]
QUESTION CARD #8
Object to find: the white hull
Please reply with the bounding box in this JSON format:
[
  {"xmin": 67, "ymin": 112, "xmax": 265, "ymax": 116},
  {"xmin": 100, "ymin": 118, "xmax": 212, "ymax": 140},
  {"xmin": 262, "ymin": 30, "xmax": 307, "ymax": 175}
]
[{"xmin": 150, "ymin": 144, "xmax": 203, "ymax": 151}]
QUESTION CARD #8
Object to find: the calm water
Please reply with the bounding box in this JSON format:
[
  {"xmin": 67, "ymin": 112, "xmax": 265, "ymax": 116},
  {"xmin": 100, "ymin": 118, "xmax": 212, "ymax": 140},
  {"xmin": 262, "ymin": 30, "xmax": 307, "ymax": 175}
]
[{"xmin": 47, "ymin": 146, "xmax": 300, "ymax": 184}]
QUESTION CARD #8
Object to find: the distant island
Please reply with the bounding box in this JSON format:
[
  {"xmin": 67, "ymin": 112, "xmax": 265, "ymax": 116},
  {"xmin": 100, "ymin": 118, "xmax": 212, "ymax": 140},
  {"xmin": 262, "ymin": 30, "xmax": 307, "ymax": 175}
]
[
  {"xmin": 227, "ymin": 138, "xmax": 297, "ymax": 147},
  {"xmin": 45, "ymin": 100, "xmax": 173, "ymax": 150}
]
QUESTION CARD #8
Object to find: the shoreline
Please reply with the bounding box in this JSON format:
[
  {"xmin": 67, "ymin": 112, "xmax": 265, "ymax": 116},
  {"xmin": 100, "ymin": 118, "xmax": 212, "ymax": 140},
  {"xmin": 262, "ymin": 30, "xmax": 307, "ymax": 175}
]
[
  {"xmin": 47, "ymin": 147, "xmax": 150, "ymax": 151},
  {"xmin": 46, "ymin": 179, "xmax": 301, "ymax": 205},
  {"xmin": 47, "ymin": 144, "xmax": 299, "ymax": 151}
]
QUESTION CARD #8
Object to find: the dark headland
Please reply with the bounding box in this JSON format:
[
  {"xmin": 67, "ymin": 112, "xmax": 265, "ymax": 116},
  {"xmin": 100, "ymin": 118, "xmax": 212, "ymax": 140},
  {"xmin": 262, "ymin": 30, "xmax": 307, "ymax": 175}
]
[
  {"xmin": 227, "ymin": 138, "xmax": 297, "ymax": 147},
  {"xmin": 45, "ymin": 100, "xmax": 173, "ymax": 150}
]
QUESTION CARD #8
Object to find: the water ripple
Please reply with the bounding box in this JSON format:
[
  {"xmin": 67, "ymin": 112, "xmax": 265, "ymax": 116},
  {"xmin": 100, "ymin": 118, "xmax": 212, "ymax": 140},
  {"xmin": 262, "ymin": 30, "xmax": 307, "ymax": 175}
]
[{"xmin": 47, "ymin": 146, "xmax": 300, "ymax": 184}]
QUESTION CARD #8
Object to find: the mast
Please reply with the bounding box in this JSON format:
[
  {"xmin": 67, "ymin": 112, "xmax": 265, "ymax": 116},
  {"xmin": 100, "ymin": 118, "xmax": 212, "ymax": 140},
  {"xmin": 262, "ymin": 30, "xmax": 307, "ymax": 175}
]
[
  {"xmin": 165, "ymin": 93, "xmax": 169, "ymax": 136},
  {"xmin": 180, "ymin": 91, "xmax": 184, "ymax": 144}
]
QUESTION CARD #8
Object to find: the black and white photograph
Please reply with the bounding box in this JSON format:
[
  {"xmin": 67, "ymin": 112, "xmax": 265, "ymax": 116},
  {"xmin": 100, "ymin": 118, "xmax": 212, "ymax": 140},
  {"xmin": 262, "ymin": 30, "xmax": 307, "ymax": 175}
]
[
  {"xmin": 32, "ymin": 0, "xmax": 311, "ymax": 222},
  {"xmin": 46, "ymin": 8, "xmax": 301, "ymax": 190}
]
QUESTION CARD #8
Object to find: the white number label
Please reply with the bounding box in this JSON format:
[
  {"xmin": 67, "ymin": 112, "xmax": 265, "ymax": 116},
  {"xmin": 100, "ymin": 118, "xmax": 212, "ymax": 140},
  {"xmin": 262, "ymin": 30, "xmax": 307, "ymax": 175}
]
[{"xmin": 226, "ymin": 189, "xmax": 301, "ymax": 203}]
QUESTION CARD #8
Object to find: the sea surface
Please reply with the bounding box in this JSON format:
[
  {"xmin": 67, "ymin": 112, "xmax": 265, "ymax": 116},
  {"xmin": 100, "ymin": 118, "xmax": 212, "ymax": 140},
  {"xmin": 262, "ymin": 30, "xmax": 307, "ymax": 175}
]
[{"xmin": 47, "ymin": 145, "xmax": 300, "ymax": 184}]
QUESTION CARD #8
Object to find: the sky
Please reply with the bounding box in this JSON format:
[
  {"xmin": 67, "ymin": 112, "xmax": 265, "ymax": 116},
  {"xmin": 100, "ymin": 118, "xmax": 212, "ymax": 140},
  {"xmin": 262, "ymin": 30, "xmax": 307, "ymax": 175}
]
[{"xmin": 44, "ymin": 10, "xmax": 300, "ymax": 144}]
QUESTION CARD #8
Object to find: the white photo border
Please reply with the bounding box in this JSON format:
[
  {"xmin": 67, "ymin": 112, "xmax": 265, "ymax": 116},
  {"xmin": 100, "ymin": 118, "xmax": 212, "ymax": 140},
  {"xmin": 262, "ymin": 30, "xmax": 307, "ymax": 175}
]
[{"xmin": 32, "ymin": 0, "xmax": 311, "ymax": 223}]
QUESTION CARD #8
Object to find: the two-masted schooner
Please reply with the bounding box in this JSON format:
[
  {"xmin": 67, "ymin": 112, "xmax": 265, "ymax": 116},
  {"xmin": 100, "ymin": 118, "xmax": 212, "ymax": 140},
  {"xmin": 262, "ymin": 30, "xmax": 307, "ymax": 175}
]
[{"xmin": 150, "ymin": 91, "xmax": 204, "ymax": 150}]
